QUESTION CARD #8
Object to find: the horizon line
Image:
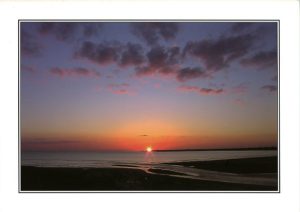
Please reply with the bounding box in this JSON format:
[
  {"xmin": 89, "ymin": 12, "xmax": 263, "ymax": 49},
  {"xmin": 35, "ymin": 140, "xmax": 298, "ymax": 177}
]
[{"xmin": 21, "ymin": 146, "xmax": 277, "ymax": 153}]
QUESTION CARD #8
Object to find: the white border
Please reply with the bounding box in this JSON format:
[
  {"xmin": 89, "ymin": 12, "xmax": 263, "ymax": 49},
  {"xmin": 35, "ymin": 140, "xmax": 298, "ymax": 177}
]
[{"xmin": 0, "ymin": 1, "xmax": 299, "ymax": 212}]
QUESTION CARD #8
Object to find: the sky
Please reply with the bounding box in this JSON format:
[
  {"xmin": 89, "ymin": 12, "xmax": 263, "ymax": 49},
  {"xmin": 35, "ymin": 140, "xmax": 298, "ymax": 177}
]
[{"xmin": 20, "ymin": 22, "xmax": 278, "ymax": 152}]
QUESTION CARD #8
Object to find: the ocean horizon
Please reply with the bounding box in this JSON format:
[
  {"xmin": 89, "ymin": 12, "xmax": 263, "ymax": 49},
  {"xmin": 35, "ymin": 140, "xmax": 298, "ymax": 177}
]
[{"xmin": 21, "ymin": 149, "xmax": 277, "ymax": 168}]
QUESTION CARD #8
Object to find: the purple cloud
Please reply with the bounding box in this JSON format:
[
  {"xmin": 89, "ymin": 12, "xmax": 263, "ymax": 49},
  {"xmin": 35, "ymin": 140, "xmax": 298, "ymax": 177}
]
[
  {"xmin": 38, "ymin": 22, "xmax": 103, "ymax": 41},
  {"xmin": 183, "ymin": 33, "xmax": 255, "ymax": 71},
  {"xmin": 75, "ymin": 41, "xmax": 122, "ymax": 66},
  {"xmin": 131, "ymin": 22, "xmax": 179, "ymax": 45},
  {"xmin": 147, "ymin": 46, "xmax": 169, "ymax": 67},
  {"xmin": 135, "ymin": 46, "xmax": 181, "ymax": 77},
  {"xmin": 178, "ymin": 85, "xmax": 224, "ymax": 95},
  {"xmin": 49, "ymin": 67, "xmax": 100, "ymax": 78},
  {"xmin": 261, "ymin": 85, "xmax": 277, "ymax": 92},
  {"xmin": 21, "ymin": 29, "xmax": 43, "ymax": 57},
  {"xmin": 176, "ymin": 67, "xmax": 208, "ymax": 82},
  {"xmin": 81, "ymin": 23, "xmax": 103, "ymax": 37},
  {"xmin": 39, "ymin": 22, "xmax": 78, "ymax": 41},
  {"xmin": 119, "ymin": 43, "xmax": 145, "ymax": 67},
  {"xmin": 135, "ymin": 47, "xmax": 210, "ymax": 82},
  {"xmin": 240, "ymin": 49, "xmax": 277, "ymax": 70}
]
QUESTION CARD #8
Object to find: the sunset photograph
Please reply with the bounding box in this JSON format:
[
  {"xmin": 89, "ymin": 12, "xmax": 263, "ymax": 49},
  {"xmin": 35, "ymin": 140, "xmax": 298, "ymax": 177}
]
[{"xmin": 20, "ymin": 21, "xmax": 278, "ymax": 191}]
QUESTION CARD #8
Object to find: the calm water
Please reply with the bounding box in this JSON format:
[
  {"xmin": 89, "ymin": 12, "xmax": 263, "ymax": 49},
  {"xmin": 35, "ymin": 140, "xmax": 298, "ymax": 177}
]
[{"xmin": 21, "ymin": 150, "xmax": 277, "ymax": 168}]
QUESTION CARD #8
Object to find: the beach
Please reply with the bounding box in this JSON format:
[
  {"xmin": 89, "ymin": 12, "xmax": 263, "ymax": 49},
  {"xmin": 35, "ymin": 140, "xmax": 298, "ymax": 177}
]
[{"xmin": 21, "ymin": 156, "xmax": 278, "ymax": 191}]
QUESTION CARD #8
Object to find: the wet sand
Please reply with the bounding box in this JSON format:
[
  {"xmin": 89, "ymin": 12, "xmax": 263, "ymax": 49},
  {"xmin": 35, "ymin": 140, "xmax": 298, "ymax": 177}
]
[
  {"xmin": 166, "ymin": 156, "xmax": 277, "ymax": 174},
  {"xmin": 21, "ymin": 166, "xmax": 276, "ymax": 191},
  {"xmin": 21, "ymin": 156, "xmax": 278, "ymax": 191}
]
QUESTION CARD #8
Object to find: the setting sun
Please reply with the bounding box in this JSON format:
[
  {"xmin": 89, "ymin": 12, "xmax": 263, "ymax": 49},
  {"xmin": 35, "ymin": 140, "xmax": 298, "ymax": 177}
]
[{"xmin": 146, "ymin": 146, "xmax": 152, "ymax": 152}]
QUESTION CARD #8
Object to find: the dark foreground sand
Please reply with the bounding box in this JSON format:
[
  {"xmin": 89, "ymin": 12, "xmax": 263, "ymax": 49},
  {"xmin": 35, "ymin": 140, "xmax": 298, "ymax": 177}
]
[
  {"xmin": 21, "ymin": 156, "xmax": 278, "ymax": 191},
  {"xmin": 166, "ymin": 156, "xmax": 278, "ymax": 174}
]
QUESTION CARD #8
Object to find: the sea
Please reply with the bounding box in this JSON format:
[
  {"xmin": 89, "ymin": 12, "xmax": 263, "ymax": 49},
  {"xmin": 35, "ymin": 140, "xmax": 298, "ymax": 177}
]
[{"xmin": 21, "ymin": 150, "xmax": 277, "ymax": 168}]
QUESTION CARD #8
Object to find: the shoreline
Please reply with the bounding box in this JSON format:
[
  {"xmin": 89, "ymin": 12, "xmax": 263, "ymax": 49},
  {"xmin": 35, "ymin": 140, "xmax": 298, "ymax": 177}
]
[
  {"xmin": 165, "ymin": 156, "xmax": 278, "ymax": 174},
  {"xmin": 21, "ymin": 156, "xmax": 278, "ymax": 191},
  {"xmin": 21, "ymin": 166, "xmax": 277, "ymax": 191}
]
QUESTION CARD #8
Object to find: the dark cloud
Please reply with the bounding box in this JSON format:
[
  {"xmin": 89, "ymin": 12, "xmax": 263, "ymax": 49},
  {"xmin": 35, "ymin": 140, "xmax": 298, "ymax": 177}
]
[
  {"xmin": 131, "ymin": 22, "xmax": 179, "ymax": 45},
  {"xmin": 76, "ymin": 41, "xmax": 145, "ymax": 67},
  {"xmin": 135, "ymin": 47, "xmax": 210, "ymax": 82},
  {"xmin": 200, "ymin": 87, "xmax": 224, "ymax": 95},
  {"xmin": 21, "ymin": 29, "xmax": 43, "ymax": 57},
  {"xmin": 261, "ymin": 85, "xmax": 277, "ymax": 92},
  {"xmin": 178, "ymin": 85, "xmax": 224, "ymax": 95},
  {"xmin": 183, "ymin": 33, "xmax": 255, "ymax": 71},
  {"xmin": 135, "ymin": 66, "xmax": 157, "ymax": 76},
  {"xmin": 39, "ymin": 22, "xmax": 78, "ymax": 41},
  {"xmin": 38, "ymin": 22, "xmax": 103, "ymax": 41},
  {"xmin": 75, "ymin": 41, "xmax": 183, "ymax": 78},
  {"xmin": 240, "ymin": 49, "xmax": 277, "ymax": 70},
  {"xmin": 176, "ymin": 67, "xmax": 208, "ymax": 82},
  {"xmin": 119, "ymin": 43, "xmax": 145, "ymax": 67},
  {"xmin": 147, "ymin": 46, "xmax": 169, "ymax": 67},
  {"xmin": 75, "ymin": 41, "xmax": 122, "ymax": 65},
  {"xmin": 144, "ymin": 46, "xmax": 181, "ymax": 68},
  {"xmin": 231, "ymin": 22, "xmax": 277, "ymax": 43},
  {"xmin": 49, "ymin": 67, "xmax": 100, "ymax": 78},
  {"xmin": 135, "ymin": 46, "xmax": 181, "ymax": 76},
  {"xmin": 158, "ymin": 23, "xmax": 179, "ymax": 40},
  {"xmin": 231, "ymin": 22, "xmax": 254, "ymax": 33},
  {"xmin": 81, "ymin": 23, "xmax": 103, "ymax": 37},
  {"xmin": 167, "ymin": 46, "xmax": 181, "ymax": 64}
]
